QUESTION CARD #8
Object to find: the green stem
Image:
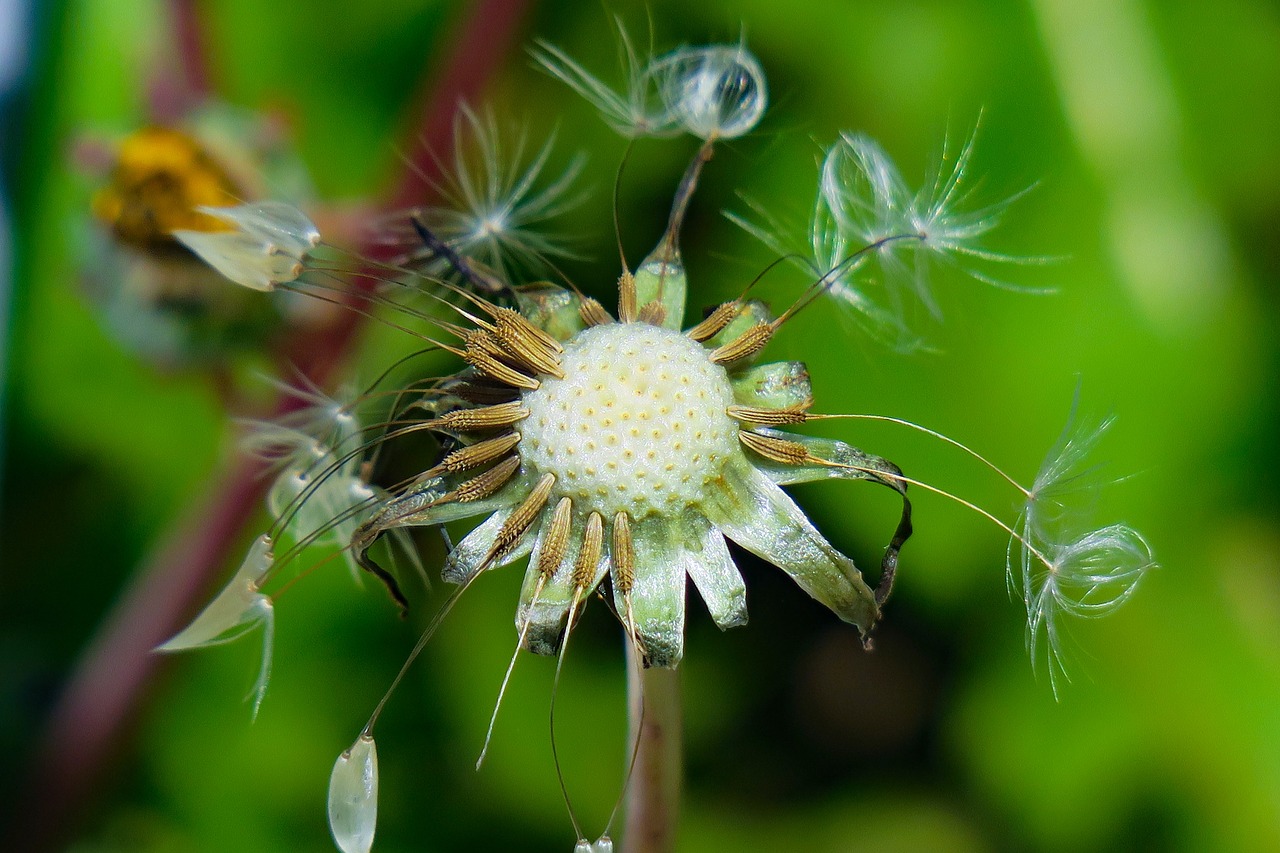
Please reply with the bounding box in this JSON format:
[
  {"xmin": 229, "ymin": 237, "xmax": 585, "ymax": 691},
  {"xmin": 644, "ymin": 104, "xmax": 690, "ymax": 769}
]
[{"xmin": 624, "ymin": 649, "xmax": 682, "ymax": 853}]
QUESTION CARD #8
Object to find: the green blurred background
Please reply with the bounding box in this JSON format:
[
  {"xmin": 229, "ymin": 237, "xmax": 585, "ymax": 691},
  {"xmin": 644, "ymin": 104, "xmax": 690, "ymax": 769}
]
[{"xmin": 3, "ymin": 1, "xmax": 1279, "ymax": 851}]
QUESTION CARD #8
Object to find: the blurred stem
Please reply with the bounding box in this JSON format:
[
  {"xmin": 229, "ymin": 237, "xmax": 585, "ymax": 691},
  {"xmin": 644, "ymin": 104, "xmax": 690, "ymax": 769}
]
[
  {"xmin": 170, "ymin": 0, "xmax": 211, "ymax": 99},
  {"xmin": 5, "ymin": 2, "xmax": 530, "ymax": 851},
  {"xmin": 149, "ymin": 0, "xmax": 212, "ymax": 120},
  {"xmin": 624, "ymin": 648, "xmax": 682, "ymax": 853}
]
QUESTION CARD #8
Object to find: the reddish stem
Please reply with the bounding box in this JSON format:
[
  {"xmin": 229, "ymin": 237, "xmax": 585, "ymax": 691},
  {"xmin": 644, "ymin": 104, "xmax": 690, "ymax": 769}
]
[
  {"xmin": 171, "ymin": 0, "xmax": 211, "ymax": 100},
  {"xmin": 625, "ymin": 654, "xmax": 683, "ymax": 853},
  {"xmin": 149, "ymin": 0, "xmax": 212, "ymax": 120},
  {"xmin": 6, "ymin": 2, "xmax": 530, "ymax": 850}
]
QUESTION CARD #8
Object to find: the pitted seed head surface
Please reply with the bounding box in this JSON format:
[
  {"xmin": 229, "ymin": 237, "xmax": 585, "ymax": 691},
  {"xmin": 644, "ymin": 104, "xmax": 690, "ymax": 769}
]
[{"xmin": 520, "ymin": 323, "xmax": 738, "ymax": 517}]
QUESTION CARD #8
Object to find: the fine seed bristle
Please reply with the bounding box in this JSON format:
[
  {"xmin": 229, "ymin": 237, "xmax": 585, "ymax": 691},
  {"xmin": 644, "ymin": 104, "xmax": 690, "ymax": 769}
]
[
  {"xmin": 574, "ymin": 512, "xmax": 604, "ymax": 589},
  {"xmin": 611, "ymin": 511, "xmax": 635, "ymax": 594},
  {"xmin": 463, "ymin": 349, "xmax": 541, "ymax": 390},
  {"xmin": 710, "ymin": 322, "xmax": 774, "ymax": 364},
  {"xmin": 425, "ymin": 431, "xmax": 522, "ymax": 477},
  {"xmin": 484, "ymin": 473, "xmax": 556, "ymax": 567},
  {"xmin": 636, "ymin": 300, "xmax": 668, "ymax": 326},
  {"xmin": 436, "ymin": 402, "xmax": 530, "ymax": 431},
  {"xmin": 726, "ymin": 403, "xmax": 810, "ymax": 425},
  {"xmin": 805, "ymin": 411, "xmax": 1029, "ymax": 495},
  {"xmin": 618, "ymin": 270, "xmax": 638, "ymax": 322},
  {"xmin": 738, "ymin": 428, "xmax": 810, "ymax": 465},
  {"xmin": 579, "ymin": 297, "xmax": 613, "ymax": 327},
  {"xmin": 538, "ymin": 497, "xmax": 574, "ymax": 579},
  {"xmin": 477, "ymin": 599, "xmax": 539, "ymax": 771},
  {"xmin": 453, "ymin": 455, "xmax": 522, "ymax": 503},
  {"xmin": 494, "ymin": 306, "xmax": 563, "ymax": 354},
  {"xmin": 686, "ymin": 301, "xmax": 739, "ymax": 342}
]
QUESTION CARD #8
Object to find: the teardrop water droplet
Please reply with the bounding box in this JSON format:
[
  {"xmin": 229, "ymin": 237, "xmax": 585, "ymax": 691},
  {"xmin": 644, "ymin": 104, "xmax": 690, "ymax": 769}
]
[{"xmin": 328, "ymin": 735, "xmax": 378, "ymax": 853}]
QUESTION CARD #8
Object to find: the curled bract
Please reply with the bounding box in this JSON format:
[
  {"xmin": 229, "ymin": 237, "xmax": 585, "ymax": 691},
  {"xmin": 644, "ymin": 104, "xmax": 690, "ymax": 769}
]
[{"xmin": 155, "ymin": 535, "xmax": 276, "ymax": 717}]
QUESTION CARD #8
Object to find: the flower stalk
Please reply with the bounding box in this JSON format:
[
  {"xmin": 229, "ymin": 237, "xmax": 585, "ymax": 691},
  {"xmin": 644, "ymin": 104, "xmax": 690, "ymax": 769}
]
[{"xmin": 624, "ymin": 647, "xmax": 682, "ymax": 853}]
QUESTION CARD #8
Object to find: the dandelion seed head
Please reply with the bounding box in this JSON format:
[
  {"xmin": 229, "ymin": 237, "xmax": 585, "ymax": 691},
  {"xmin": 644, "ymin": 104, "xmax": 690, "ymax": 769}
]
[
  {"xmin": 146, "ymin": 21, "xmax": 1155, "ymax": 849},
  {"xmin": 520, "ymin": 323, "xmax": 738, "ymax": 518}
]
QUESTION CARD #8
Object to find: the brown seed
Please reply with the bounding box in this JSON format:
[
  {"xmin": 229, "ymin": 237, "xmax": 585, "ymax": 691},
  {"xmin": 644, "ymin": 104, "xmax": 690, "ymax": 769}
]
[
  {"xmin": 726, "ymin": 404, "xmax": 810, "ymax": 425},
  {"xmin": 493, "ymin": 306, "xmax": 563, "ymax": 354},
  {"xmin": 450, "ymin": 379, "xmax": 520, "ymax": 406},
  {"xmin": 537, "ymin": 497, "xmax": 574, "ymax": 580},
  {"xmin": 574, "ymin": 512, "xmax": 604, "ymax": 589},
  {"xmin": 687, "ymin": 302, "xmax": 740, "ymax": 342},
  {"xmin": 453, "ymin": 455, "xmax": 521, "ymax": 502},
  {"xmin": 464, "ymin": 329, "xmax": 510, "ymax": 361},
  {"xmin": 490, "ymin": 325, "xmax": 566, "ymax": 379},
  {"xmin": 738, "ymin": 429, "xmax": 810, "ymax": 466},
  {"xmin": 611, "ymin": 511, "xmax": 635, "ymax": 594},
  {"xmin": 579, "ymin": 297, "xmax": 613, "ymax": 327},
  {"xmin": 618, "ymin": 270, "xmax": 638, "ymax": 323},
  {"xmin": 466, "ymin": 329, "xmax": 564, "ymax": 380},
  {"xmin": 463, "ymin": 349, "xmax": 540, "ymax": 390},
  {"xmin": 483, "ymin": 473, "xmax": 556, "ymax": 567},
  {"xmin": 637, "ymin": 300, "xmax": 667, "ymax": 326},
  {"xmin": 426, "ymin": 431, "xmax": 522, "ymax": 477},
  {"xmin": 436, "ymin": 402, "xmax": 530, "ymax": 431},
  {"xmin": 711, "ymin": 322, "xmax": 774, "ymax": 365}
]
